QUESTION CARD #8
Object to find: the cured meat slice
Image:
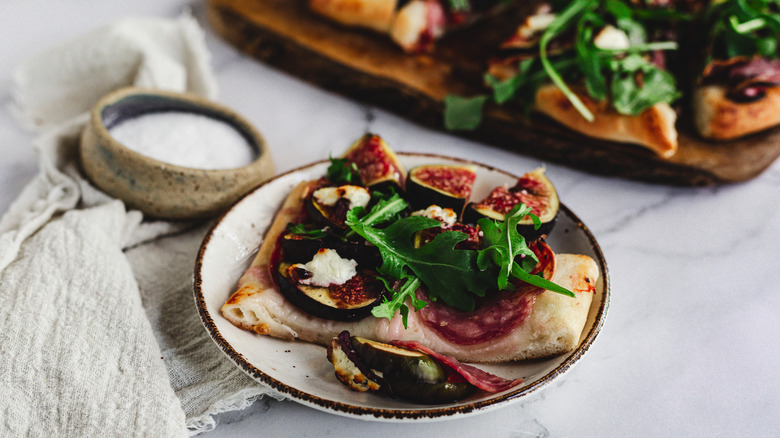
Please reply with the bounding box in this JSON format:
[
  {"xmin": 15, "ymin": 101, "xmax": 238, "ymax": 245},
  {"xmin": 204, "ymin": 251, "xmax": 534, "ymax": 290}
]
[{"xmin": 415, "ymin": 240, "xmax": 555, "ymax": 345}]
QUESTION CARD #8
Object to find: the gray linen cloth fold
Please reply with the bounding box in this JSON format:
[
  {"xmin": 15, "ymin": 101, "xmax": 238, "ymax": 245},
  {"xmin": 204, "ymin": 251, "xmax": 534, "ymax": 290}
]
[{"xmin": 0, "ymin": 16, "xmax": 277, "ymax": 436}]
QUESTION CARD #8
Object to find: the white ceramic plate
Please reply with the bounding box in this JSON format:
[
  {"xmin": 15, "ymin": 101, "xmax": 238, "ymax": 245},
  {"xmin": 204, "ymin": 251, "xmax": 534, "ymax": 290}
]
[{"xmin": 194, "ymin": 153, "xmax": 610, "ymax": 422}]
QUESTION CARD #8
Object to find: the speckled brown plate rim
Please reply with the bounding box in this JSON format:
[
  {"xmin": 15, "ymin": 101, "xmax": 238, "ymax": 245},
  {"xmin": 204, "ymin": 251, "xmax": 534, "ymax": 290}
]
[{"xmin": 193, "ymin": 152, "xmax": 611, "ymax": 421}]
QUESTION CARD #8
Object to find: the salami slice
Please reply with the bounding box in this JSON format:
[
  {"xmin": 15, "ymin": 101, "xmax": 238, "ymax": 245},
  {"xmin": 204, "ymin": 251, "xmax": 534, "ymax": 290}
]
[{"xmin": 416, "ymin": 239, "xmax": 556, "ymax": 345}]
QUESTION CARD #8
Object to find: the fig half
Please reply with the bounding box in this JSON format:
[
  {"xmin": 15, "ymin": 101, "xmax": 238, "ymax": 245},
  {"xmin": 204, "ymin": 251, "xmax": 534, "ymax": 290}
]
[
  {"xmin": 342, "ymin": 134, "xmax": 405, "ymax": 191},
  {"xmin": 406, "ymin": 164, "xmax": 477, "ymax": 213},
  {"xmin": 348, "ymin": 336, "xmax": 477, "ymax": 404},
  {"xmin": 465, "ymin": 167, "xmax": 559, "ymax": 239},
  {"xmin": 306, "ymin": 185, "xmax": 371, "ymax": 229},
  {"xmin": 278, "ymin": 261, "xmax": 384, "ymax": 322},
  {"xmin": 281, "ymin": 229, "xmax": 382, "ymax": 267}
]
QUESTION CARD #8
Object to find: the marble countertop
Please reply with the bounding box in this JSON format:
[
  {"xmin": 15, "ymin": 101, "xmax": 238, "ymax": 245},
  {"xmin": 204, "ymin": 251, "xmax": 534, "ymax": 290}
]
[{"xmin": 2, "ymin": 1, "xmax": 779, "ymax": 437}]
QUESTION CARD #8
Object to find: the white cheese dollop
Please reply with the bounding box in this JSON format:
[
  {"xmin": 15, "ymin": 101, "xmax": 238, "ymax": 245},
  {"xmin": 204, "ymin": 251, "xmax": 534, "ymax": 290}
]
[
  {"xmin": 295, "ymin": 248, "xmax": 357, "ymax": 287},
  {"xmin": 390, "ymin": 1, "xmax": 435, "ymax": 50},
  {"xmin": 594, "ymin": 25, "xmax": 631, "ymax": 50},
  {"xmin": 313, "ymin": 185, "xmax": 371, "ymax": 209},
  {"xmin": 411, "ymin": 205, "xmax": 457, "ymax": 227},
  {"xmin": 521, "ymin": 13, "xmax": 557, "ymax": 38}
]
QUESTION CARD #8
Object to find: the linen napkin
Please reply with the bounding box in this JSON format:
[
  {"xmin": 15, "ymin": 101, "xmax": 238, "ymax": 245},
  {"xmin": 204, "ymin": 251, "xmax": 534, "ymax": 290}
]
[{"xmin": 0, "ymin": 16, "xmax": 278, "ymax": 436}]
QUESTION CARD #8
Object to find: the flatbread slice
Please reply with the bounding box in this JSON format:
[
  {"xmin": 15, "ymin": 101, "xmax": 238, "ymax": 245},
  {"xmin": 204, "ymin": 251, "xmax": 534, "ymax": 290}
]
[
  {"xmin": 308, "ymin": 0, "xmax": 397, "ymax": 33},
  {"xmin": 534, "ymin": 83, "xmax": 679, "ymax": 158},
  {"xmin": 308, "ymin": 0, "xmax": 508, "ymax": 53},
  {"xmin": 222, "ymin": 180, "xmax": 598, "ymax": 363},
  {"xmin": 693, "ymin": 84, "xmax": 780, "ymax": 140}
]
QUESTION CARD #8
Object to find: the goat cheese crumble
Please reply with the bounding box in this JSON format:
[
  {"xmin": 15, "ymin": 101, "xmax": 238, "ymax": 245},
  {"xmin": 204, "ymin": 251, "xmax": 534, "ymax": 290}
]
[{"xmin": 294, "ymin": 248, "xmax": 357, "ymax": 287}]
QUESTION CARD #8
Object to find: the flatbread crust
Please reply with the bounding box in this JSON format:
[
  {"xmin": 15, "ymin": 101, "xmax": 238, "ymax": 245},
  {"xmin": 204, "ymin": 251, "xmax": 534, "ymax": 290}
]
[
  {"xmin": 534, "ymin": 83, "xmax": 679, "ymax": 158},
  {"xmin": 309, "ymin": 0, "xmax": 437, "ymax": 52},
  {"xmin": 222, "ymin": 180, "xmax": 598, "ymax": 363},
  {"xmin": 693, "ymin": 84, "xmax": 780, "ymax": 140},
  {"xmin": 308, "ymin": 0, "xmax": 397, "ymax": 33}
]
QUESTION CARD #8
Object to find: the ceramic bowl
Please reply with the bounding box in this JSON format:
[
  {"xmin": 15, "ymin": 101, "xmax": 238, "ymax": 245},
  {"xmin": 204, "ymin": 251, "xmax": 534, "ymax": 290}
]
[{"xmin": 80, "ymin": 87, "xmax": 275, "ymax": 220}]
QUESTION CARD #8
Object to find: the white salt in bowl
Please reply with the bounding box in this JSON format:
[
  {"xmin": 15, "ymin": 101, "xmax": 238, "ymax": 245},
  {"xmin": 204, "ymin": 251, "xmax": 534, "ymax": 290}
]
[{"xmin": 80, "ymin": 87, "xmax": 275, "ymax": 220}]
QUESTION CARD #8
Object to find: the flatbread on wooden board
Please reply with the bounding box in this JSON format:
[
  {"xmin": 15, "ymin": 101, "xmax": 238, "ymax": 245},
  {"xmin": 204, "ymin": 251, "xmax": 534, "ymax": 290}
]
[
  {"xmin": 534, "ymin": 84, "xmax": 679, "ymax": 158},
  {"xmin": 308, "ymin": 0, "xmax": 433, "ymax": 52},
  {"xmin": 222, "ymin": 180, "xmax": 598, "ymax": 363},
  {"xmin": 308, "ymin": 0, "xmax": 396, "ymax": 33},
  {"xmin": 693, "ymin": 84, "xmax": 780, "ymax": 140},
  {"xmin": 305, "ymin": 1, "xmax": 780, "ymax": 157}
]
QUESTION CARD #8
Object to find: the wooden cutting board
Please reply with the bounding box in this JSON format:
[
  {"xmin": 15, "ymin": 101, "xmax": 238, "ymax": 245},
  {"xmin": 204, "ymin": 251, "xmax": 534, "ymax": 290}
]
[{"xmin": 207, "ymin": 0, "xmax": 780, "ymax": 185}]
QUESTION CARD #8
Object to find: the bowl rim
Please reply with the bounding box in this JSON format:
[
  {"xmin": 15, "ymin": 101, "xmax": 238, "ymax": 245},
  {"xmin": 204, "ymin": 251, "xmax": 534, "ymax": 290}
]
[{"xmin": 90, "ymin": 86, "xmax": 271, "ymax": 175}]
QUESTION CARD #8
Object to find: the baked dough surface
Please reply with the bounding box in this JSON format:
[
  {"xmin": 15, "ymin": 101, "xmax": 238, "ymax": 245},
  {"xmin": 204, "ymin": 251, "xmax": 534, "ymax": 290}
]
[
  {"xmin": 308, "ymin": 0, "xmax": 397, "ymax": 33},
  {"xmin": 222, "ymin": 180, "xmax": 599, "ymax": 363},
  {"xmin": 694, "ymin": 84, "xmax": 780, "ymax": 140},
  {"xmin": 534, "ymin": 84, "xmax": 678, "ymax": 158}
]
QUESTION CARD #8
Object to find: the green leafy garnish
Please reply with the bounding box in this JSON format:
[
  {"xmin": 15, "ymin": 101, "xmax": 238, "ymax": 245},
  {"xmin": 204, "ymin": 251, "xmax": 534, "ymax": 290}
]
[
  {"xmin": 540, "ymin": 0, "xmax": 598, "ymax": 122},
  {"xmin": 326, "ymin": 155, "xmax": 361, "ymax": 184},
  {"xmin": 478, "ymin": 204, "xmax": 575, "ymax": 297},
  {"xmin": 477, "ymin": 203, "xmax": 540, "ymax": 290},
  {"xmin": 704, "ymin": 0, "xmax": 780, "ymax": 61},
  {"xmin": 346, "ymin": 198, "xmax": 574, "ymax": 327},
  {"xmin": 443, "ymin": 0, "xmax": 686, "ymax": 130},
  {"xmin": 609, "ymin": 54, "xmax": 680, "ymax": 115},
  {"xmin": 286, "ymin": 223, "xmax": 327, "ymax": 240},
  {"xmin": 347, "ymin": 212, "xmax": 494, "ymax": 311},
  {"xmin": 344, "ymin": 191, "xmax": 407, "ymax": 240},
  {"xmin": 443, "ymin": 94, "xmax": 489, "ymax": 130},
  {"xmin": 351, "ymin": 192, "xmax": 406, "ymax": 227},
  {"xmin": 370, "ymin": 276, "xmax": 426, "ymax": 328}
]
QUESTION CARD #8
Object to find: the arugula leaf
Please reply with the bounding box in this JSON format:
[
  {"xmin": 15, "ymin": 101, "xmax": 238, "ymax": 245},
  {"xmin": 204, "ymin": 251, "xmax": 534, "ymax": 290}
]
[
  {"xmin": 443, "ymin": 94, "xmax": 488, "ymax": 131},
  {"xmin": 705, "ymin": 0, "xmax": 780, "ymax": 61},
  {"xmin": 477, "ymin": 203, "xmax": 540, "ymax": 290},
  {"xmin": 344, "ymin": 192, "xmax": 409, "ymax": 239},
  {"xmin": 539, "ymin": 0, "xmax": 597, "ymax": 122},
  {"xmin": 286, "ymin": 223, "xmax": 327, "ymax": 240},
  {"xmin": 346, "ymin": 211, "xmax": 495, "ymax": 311},
  {"xmin": 344, "ymin": 192, "xmax": 407, "ymax": 241},
  {"xmin": 476, "ymin": 203, "xmax": 574, "ymax": 297},
  {"xmin": 609, "ymin": 54, "xmax": 680, "ymax": 115},
  {"xmin": 486, "ymin": 70, "xmax": 523, "ymax": 105},
  {"xmin": 326, "ymin": 155, "xmax": 362, "ymax": 184},
  {"xmin": 486, "ymin": 57, "xmax": 579, "ymax": 115},
  {"xmin": 510, "ymin": 263, "xmax": 576, "ymax": 297},
  {"xmin": 576, "ymin": 10, "xmax": 609, "ymax": 102},
  {"xmin": 370, "ymin": 276, "xmax": 426, "ymax": 328}
]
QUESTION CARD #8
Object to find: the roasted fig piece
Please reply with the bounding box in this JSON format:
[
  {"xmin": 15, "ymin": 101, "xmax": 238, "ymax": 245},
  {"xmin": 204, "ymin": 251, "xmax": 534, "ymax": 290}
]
[
  {"xmin": 381, "ymin": 377, "xmax": 476, "ymax": 404},
  {"xmin": 277, "ymin": 249, "xmax": 384, "ymax": 321},
  {"xmin": 327, "ymin": 334, "xmax": 382, "ymax": 393},
  {"xmin": 280, "ymin": 224, "xmax": 328, "ymax": 262},
  {"xmin": 351, "ymin": 336, "xmax": 445, "ymax": 383},
  {"xmin": 464, "ymin": 167, "xmax": 559, "ymax": 240},
  {"xmin": 342, "ymin": 134, "xmax": 405, "ymax": 191},
  {"xmin": 406, "ymin": 164, "xmax": 477, "ymax": 212},
  {"xmin": 281, "ymin": 228, "xmax": 381, "ymax": 267},
  {"xmin": 345, "ymin": 335, "xmax": 477, "ymax": 404},
  {"xmin": 307, "ymin": 185, "xmax": 371, "ymax": 229}
]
